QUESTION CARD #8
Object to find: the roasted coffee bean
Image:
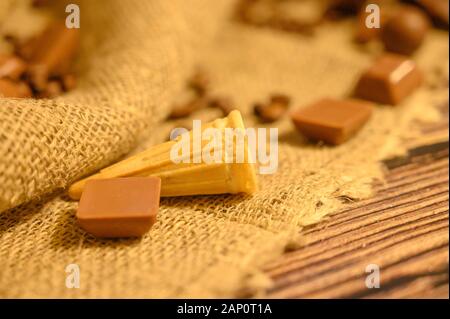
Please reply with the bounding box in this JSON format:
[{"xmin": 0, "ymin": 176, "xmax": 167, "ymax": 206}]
[
  {"xmin": 168, "ymin": 92, "xmax": 207, "ymax": 119},
  {"xmin": 381, "ymin": 6, "xmax": 430, "ymax": 55},
  {"xmin": 254, "ymin": 103, "xmax": 287, "ymax": 123},
  {"xmin": 0, "ymin": 78, "xmax": 32, "ymax": 98},
  {"xmin": 253, "ymin": 102, "xmax": 266, "ymax": 117},
  {"xmin": 26, "ymin": 64, "xmax": 49, "ymax": 92},
  {"xmin": 208, "ymin": 96, "xmax": 236, "ymax": 116},
  {"xmin": 270, "ymin": 93, "xmax": 291, "ymax": 106},
  {"xmin": 0, "ymin": 54, "xmax": 27, "ymax": 80},
  {"xmin": 61, "ymin": 73, "xmax": 77, "ymax": 91},
  {"xmin": 37, "ymin": 80, "xmax": 63, "ymax": 98},
  {"xmin": 188, "ymin": 69, "xmax": 210, "ymax": 95},
  {"xmin": 254, "ymin": 93, "xmax": 290, "ymax": 123}
]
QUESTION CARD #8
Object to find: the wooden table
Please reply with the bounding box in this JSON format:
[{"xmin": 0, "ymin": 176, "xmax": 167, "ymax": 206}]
[{"xmin": 265, "ymin": 103, "xmax": 449, "ymax": 299}]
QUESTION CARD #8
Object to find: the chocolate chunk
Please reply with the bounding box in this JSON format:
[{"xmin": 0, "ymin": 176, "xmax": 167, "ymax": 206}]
[
  {"xmin": 381, "ymin": 6, "xmax": 430, "ymax": 55},
  {"xmin": 76, "ymin": 177, "xmax": 161, "ymax": 238},
  {"xmin": 0, "ymin": 54, "xmax": 27, "ymax": 80},
  {"xmin": 291, "ymin": 98, "xmax": 373, "ymax": 145},
  {"xmin": 0, "ymin": 79, "xmax": 32, "ymax": 98},
  {"xmin": 354, "ymin": 53, "xmax": 423, "ymax": 105}
]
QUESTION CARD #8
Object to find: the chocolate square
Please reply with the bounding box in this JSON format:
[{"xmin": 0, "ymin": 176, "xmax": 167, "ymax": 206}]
[
  {"xmin": 291, "ymin": 98, "xmax": 373, "ymax": 145},
  {"xmin": 77, "ymin": 177, "xmax": 161, "ymax": 238},
  {"xmin": 354, "ymin": 53, "xmax": 423, "ymax": 105}
]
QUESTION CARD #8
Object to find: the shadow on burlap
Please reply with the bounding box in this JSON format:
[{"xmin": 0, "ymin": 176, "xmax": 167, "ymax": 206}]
[{"xmin": 0, "ymin": 0, "xmax": 448, "ymax": 297}]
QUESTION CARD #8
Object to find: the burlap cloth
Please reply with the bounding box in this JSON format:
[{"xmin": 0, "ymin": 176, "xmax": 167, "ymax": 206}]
[{"xmin": 0, "ymin": 0, "xmax": 448, "ymax": 298}]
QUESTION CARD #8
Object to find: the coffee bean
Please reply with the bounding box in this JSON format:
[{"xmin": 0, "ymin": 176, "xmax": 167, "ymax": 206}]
[
  {"xmin": 208, "ymin": 96, "xmax": 235, "ymax": 116},
  {"xmin": 26, "ymin": 64, "xmax": 49, "ymax": 92},
  {"xmin": 254, "ymin": 93, "xmax": 290, "ymax": 123},
  {"xmin": 270, "ymin": 93, "xmax": 291, "ymax": 106},
  {"xmin": 188, "ymin": 69, "xmax": 210, "ymax": 96},
  {"xmin": 168, "ymin": 91, "xmax": 207, "ymax": 119},
  {"xmin": 37, "ymin": 80, "xmax": 63, "ymax": 99},
  {"xmin": 61, "ymin": 73, "xmax": 77, "ymax": 92}
]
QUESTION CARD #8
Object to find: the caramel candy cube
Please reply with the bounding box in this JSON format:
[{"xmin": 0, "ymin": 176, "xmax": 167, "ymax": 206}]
[
  {"xmin": 355, "ymin": 54, "xmax": 423, "ymax": 105},
  {"xmin": 291, "ymin": 98, "xmax": 373, "ymax": 145},
  {"xmin": 77, "ymin": 177, "xmax": 161, "ymax": 238}
]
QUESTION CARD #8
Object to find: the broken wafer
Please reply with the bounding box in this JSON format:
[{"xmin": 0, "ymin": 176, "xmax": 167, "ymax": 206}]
[{"xmin": 68, "ymin": 110, "xmax": 258, "ymax": 199}]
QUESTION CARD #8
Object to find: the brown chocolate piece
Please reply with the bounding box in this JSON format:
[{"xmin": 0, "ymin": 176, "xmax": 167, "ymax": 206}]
[
  {"xmin": 0, "ymin": 79, "xmax": 32, "ymax": 98},
  {"xmin": 254, "ymin": 93, "xmax": 290, "ymax": 123},
  {"xmin": 0, "ymin": 54, "xmax": 27, "ymax": 80},
  {"xmin": 77, "ymin": 177, "xmax": 161, "ymax": 238},
  {"xmin": 291, "ymin": 98, "xmax": 373, "ymax": 145},
  {"xmin": 354, "ymin": 53, "xmax": 423, "ymax": 105},
  {"xmin": 381, "ymin": 6, "xmax": 430, "ymax": 55}
]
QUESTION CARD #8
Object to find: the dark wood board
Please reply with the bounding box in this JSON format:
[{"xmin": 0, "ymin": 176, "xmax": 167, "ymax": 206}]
[{"xmin": 265, "ymin": 106, "xmax": 449, "ymax": 299}]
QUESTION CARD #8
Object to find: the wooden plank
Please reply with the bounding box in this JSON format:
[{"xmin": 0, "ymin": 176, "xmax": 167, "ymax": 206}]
[{"xmin": 265, "ymin": 142, "xmax": 449, "ymax": 298}]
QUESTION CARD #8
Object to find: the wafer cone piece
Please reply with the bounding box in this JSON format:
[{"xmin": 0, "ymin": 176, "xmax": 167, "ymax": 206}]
[{"xmin": 68, "ymin": 110, "xmax": 258, "ymax": 199}]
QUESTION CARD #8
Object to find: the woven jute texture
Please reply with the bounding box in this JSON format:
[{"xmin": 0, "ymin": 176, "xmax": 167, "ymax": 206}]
[{"xmin": 0, "ymin": 0, "xmax": 448, "ymax": 298}]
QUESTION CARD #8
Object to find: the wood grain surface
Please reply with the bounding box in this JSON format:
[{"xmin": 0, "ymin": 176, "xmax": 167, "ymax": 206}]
[{"xmin": 265, "ymin": 104, "xmax": 449, "ymax": 299}]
